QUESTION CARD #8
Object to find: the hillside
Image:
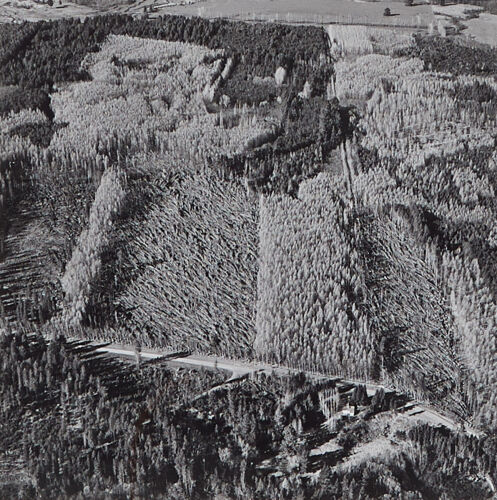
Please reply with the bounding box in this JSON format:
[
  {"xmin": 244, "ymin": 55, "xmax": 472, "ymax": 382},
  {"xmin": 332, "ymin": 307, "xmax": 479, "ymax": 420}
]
[{"xmin": 0, "ymin": 13, "xmax": 497, "ymax": 499}]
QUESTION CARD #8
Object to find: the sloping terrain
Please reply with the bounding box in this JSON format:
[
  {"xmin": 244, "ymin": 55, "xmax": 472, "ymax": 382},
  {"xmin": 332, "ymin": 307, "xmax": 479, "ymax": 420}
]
[{"xmin": 1, "ymin": 14, "xmax": 497, "ymax": 500}]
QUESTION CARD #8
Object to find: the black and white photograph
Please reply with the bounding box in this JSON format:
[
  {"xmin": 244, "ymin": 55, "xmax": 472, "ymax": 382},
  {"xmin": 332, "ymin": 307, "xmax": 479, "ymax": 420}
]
[{"xmin": 0, "ymin": 0, "xmax": 497, "ymax": 497}]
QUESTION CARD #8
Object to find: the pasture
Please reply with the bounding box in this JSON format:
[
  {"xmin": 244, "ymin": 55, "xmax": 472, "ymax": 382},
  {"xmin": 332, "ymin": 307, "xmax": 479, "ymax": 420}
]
[
  {"xmin": 0, "ymin": 0, "xmax": 435, "ymax": 27},
  {"xmin": 0, "ymin": 0, "xmax": 96, "ymax": 23},
  {"xmin": 464, "ymin": 12, "xmax": 497, "ymax": 46},
  {"xmin": 163, "ymin": 0, "xmax": 435, "ymax": 27}
]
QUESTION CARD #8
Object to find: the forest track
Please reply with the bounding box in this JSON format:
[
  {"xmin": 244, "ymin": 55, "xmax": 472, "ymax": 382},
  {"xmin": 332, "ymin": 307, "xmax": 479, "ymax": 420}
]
[{"xmin": 92, "ymin": 342, "xmax": 482, "ymax": 436}]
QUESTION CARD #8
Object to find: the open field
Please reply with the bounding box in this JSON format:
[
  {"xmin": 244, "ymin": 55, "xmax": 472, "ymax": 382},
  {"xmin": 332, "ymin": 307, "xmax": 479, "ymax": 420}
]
[
  {"xmin": 152, "ymin": 0, "xmax": 435, "ymax": 27},
  {"xmin": 431, "ymin": 3, "xmax": 497, "ymax": 47},
  {"xmin": 432, "ymin": 3, "xmax": 483, "ymax": 18},
  {"xmin": 0, "ymin": 0, "xmax": 435, "ymax": 26},
  {"xmin": 464, "ymin": 11, "xmax": 497, "ymax": 46},
  {"xmin": 0, "ymin": 0, "xmax": 96, "ymax": 22}
]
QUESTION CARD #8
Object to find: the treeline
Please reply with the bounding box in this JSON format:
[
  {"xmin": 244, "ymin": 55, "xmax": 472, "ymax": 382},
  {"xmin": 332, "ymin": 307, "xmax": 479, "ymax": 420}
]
[
  {"xmin": 0, "ymin": 22, "xmax": 38, "ymax": 68},
  {"xmin": 0, "ymin": 14, "xmax": 330, "ymax": 91},
  {"xmin": 0, "ymin": 86, "xmax": 53, "ymax": 119},
  {"xmin": 61, "ymin": 167, "xmax": 126, "ymax": 327}
]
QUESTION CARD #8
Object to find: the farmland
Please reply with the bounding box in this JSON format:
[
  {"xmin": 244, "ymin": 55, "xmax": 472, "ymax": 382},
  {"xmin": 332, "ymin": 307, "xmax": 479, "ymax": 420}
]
[
  {"xmin": 167, "ymin": 0, "xmax": 434, "ymax": 27},
  {"xmin": 0, "ymin": 0, "xmax": 95, "ymax": 23},
  {"xmin": 1, "ymin": 10, "xmax": 497, "ymax": 500},
  {"xmin": 464, "ymin": 11, "xmax": 497, "ymax": 46},
  {"xmin": 0, "ymin": 0, "xmax": 435, "ymax": 26},
  {"xmin": 431, "ymin": 3, "xmax": 497, "ymax": 47}
]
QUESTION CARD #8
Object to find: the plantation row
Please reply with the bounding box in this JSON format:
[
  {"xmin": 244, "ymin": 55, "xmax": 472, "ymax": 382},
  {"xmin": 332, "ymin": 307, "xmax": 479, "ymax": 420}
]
[{"xmin": 60, "ymin": 167, "xmax": 126, "ymax": 327}]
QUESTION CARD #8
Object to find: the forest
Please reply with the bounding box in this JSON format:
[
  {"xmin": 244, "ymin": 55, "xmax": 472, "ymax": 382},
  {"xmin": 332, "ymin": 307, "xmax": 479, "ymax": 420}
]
[
  {"xmin": 1, "ymin": 11, "xmax": 497, "ymax": 499},
  {"xmin": 1, "ymin": 330, "xmax": 497, "ymax": 499}
]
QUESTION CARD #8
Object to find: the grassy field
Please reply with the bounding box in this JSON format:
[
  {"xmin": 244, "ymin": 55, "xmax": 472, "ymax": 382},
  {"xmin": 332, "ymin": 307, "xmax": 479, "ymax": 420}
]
[
  {"xmin": 431, "ymin": 4, "xmax": 497, "ymax": 47},
  {"xmin": 163, "ymin": 0, "xmax": 434, "ymax": 27},
  {"xmin": 432, "ymin": 3, "xmax": 483, "ymax": 17},
  {"xmin": 0, "ymin": 0, "xmax": 434, "ymax": 27},
  {"xmin": 464, "ymin": 12, "xmax": 497, "ymax": 46},
  {"xmin": 0, "ymin": 0, "xmax": 96, "ymax": 22}
]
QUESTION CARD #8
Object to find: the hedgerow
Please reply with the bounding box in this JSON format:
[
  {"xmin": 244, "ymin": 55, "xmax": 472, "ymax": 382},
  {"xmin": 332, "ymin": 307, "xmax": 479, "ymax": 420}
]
[{"xmin": 60, "ymin": 167, "xmax": 126, "ymax": 326}]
